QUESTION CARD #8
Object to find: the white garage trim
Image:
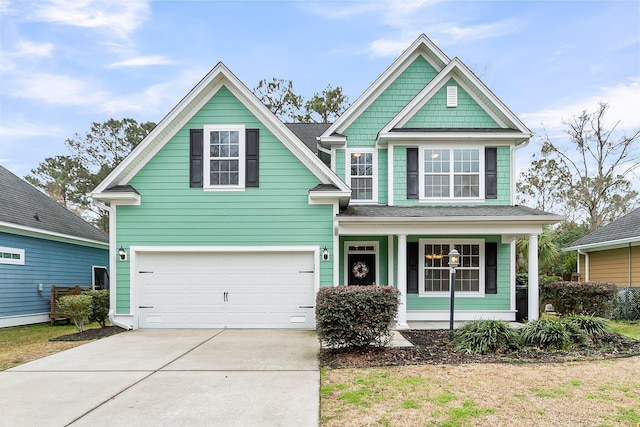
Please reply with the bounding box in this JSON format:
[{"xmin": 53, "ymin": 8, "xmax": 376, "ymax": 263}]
[{"xmin": 129, "ymin": 246, "xmax": 320, "ymax": 329}]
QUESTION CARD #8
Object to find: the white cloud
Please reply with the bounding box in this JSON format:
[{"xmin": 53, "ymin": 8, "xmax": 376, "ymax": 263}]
[
  {"xmin": 109, "ymin": 55, "xmax": 176, "ymax": 68},
  {"xmin": 0, "ymin": 121, "xmax": 65, "ymax": 139},
  {"xmin": 8, "ymin": 72, "xmax": 104, "ymax": 106},
  {"xmin": 368, "ymin": 37, "xmax": 418, "ymax": 57},
  {"xmin": 11, "ymin": 40, "xmax": 54, "ymax": 57},
  {"xmin": 520, "ymin": 81, "xmax": 640, "ymax": 135},
  {"xmin": 32, "ymin": 0, "xmax": 151, "ymax": 38}
]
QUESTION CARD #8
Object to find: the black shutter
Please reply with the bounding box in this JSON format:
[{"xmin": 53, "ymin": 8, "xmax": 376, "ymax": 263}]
[
  {"xmin": 485, "ymin": 242, "xmax": 498, "ymax": 294},
  {"xmin": 189, "ymin": 129, "xmax": 203, "ymax": 188},
  {"xmin": 406, "ymin": 148, "xmax": 419, "ymax": 199},
  {"xmin": 245, "ymin": 128, "xmax": 259, "ymax": 187},
  {"xmin": 407, "ymin": 242, "xmax": 419, "ymax": 294},
  {"xmin": 485, "ymin": 147, "xmax": 497, "ymax": 199}
]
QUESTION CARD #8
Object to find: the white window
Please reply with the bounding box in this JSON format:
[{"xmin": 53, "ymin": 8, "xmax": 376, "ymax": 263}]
[
  {"xmin": 204, "ymin": 125, "xmax": 245, "ymax": 190},
  {"xmin": 347, "ymin": 149, "xmax": 377, "ymax": 203},
  {"xmin": 419, "ymin": 240, "xmax": 484, "ymax": 297},
  {"xmin": 0, "ymin": 247, "xmax": 25, "ymax": 265},
  {"xmin": 421, "ymin": 147, "xmax": 483, "ymax": 200}
]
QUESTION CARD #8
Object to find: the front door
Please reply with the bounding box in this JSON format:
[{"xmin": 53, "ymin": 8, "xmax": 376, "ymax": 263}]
[{"xmin": 348, "ymin": 253, "xmax": 376, "ymax": 286}]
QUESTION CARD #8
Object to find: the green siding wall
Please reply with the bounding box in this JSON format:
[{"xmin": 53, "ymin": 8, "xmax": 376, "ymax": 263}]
[
  {"xmin": 115, "ymin": 86, "xmax": 333, "ymax": 313},
  {"xmin": 406, "ymin": 236, "xmax": 511, "ymax": 311},
  {"xmin": 484, "ymin": 145, "xmax": 511, "ymax": 205},
  {"xmin": 343, "ymin": 56, "xmax": 437, "ymax": 148},
  {"xmin": 404, "ymin": 79, "xmax": 500, "ymax": 128}
]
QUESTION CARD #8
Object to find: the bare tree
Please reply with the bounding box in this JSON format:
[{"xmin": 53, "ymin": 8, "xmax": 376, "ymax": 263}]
[{"xmin": 519, "ymin": 102, "xmax": 639, "ymax": 230}]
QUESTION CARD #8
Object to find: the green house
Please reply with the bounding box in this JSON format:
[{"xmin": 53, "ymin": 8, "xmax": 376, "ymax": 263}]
[{"xmin": 93, "ymin": 35, "xmax": 562, "ymax": 330}]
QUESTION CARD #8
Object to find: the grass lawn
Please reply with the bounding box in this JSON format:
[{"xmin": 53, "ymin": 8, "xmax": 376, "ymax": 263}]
[
  {"xmin": 608, "ymin": 320, "xmax": 640, "ymax": 340},
  {"xmin": 321, "ymin": 321, "xmax": 640, "ymax": 427},
  {"xmin": 0, "ymin": 322, "xmax": 102, "ymax": 371}
]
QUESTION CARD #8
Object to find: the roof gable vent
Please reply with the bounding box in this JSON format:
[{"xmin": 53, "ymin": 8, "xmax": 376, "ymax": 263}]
[{"xmin": 446, "ymin": 85, "xmax": 458, "ymax": 108}]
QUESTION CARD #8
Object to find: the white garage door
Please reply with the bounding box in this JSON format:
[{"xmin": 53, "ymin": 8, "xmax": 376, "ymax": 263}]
[{"xmin": 136, "ymin": 250, "xmax": 316, "ymax": 329}]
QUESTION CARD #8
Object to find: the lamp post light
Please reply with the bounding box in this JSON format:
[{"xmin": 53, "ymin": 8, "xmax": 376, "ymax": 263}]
[{"xmin": 448, "ymin": 248, "xmax": 460, "ymax": 335}]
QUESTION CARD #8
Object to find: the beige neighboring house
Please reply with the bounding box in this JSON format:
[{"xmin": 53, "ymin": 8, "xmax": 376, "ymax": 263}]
[{"xmin": 565, "ymin": 208, "xmax": 640, "ymax": 287}]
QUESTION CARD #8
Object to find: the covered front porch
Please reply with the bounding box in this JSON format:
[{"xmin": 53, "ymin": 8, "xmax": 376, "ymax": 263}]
[{"xmin": 333, "ymin": 205, "xmax": 564, "ymax": 326}]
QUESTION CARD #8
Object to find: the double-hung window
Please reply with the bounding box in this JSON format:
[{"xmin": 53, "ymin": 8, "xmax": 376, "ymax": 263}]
[
  {"xmin": 347, "ymin": 149, "xmax": 377, "ymax": 203},
  {"xmin": 419, "ymin": 240, "xmax": 483, "ymax": 296},
  {"xmin": 422, "ymin": 147, "xmax": 482, "ymax": 200},
  {"xmin": 204, "ymin": 125, "xmax": 245, "ymax": 190}
]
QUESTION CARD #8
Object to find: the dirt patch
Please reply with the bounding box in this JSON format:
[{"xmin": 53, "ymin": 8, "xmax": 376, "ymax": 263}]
[
  {"xmin": 49, "ymin": 326, "xmax": 127, "ymax": 342},
  {"xmin": 320, "ymin": 329, "xmax": 640, "ymax": 369}
]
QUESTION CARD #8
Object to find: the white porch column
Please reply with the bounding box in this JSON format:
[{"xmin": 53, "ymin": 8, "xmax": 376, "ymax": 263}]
[
  {"xmin": 396, "ymin": 234, "xmax": 408, "ymax": 328},
  {"xmin": 528, "ymin": 234, "xmax": 539, "ymax": 320}
]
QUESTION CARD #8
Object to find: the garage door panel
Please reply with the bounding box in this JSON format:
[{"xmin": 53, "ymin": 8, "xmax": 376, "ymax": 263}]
[{"xmin": 137, "ymin": 250, "xmax": 316, "ymax": 329}]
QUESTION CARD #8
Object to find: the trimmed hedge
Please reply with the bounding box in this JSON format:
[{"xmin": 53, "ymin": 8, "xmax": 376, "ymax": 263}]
[
  {"xmin": 316, "ymin": 285, "xmax": 400, "ymax": 349},
  {"xmin": 540, "ymin": 281, "xmax": 616, "ymax": 316}
]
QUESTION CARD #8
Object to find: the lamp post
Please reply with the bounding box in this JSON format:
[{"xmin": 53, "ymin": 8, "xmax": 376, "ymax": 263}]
[{"xmin": 448, "ymin": 248, "xmax": 460, "ymax": 334}]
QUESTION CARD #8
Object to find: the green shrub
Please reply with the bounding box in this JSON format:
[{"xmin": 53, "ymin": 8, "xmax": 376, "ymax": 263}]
[
  {"xmin": 515, "ymin": 273, "xmax": 528, "ymax": 287},
  {"xmin": 539, "ymin": 275, "xmax": 562, "ymax": 287},
  {"xmin": 567, "ymin": 315, "xmax": 608, "ymax": 338},
  {"xmin": 451, "ymin": 320, "xmax": 520, "ymax": 354},
  {"xmin": 57, "ymin": 293, "xmax": 93, "ymax": 333},
  {"xmin": 540, "ymin": 281, "xmax": 616, "ymax": 316},
  {"xmin": 520, "ymin": 317, "xmax": 581, "ymax": 350},
  {"xmin": 86, "ymin": 290, "xmax": 109, "ymax": 327},
  {"xmin": 316, "ymin": 286, "xmax": 400, "ymax": 349}
]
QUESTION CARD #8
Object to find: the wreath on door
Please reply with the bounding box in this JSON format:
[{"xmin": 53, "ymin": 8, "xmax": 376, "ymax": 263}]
[{"xmin": 352, "ymin": 261, "xmax": 369, "ymax": 279}]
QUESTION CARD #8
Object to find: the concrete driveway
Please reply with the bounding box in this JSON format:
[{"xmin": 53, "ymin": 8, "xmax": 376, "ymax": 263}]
[{"xmin": 1, "ymin": 329, "xmax": 319, "ymax": 427}]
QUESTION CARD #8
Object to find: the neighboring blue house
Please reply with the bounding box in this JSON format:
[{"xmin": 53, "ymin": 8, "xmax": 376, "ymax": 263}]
[{"xmin": 0, "ymin": 165, "xmax": 109, "ymax": 328}]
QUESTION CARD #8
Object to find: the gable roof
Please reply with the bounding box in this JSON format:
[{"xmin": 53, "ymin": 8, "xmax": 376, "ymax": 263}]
[
  {"xmin": 377, "ymin": 58, "xmax": 532, "ymax": 144},
  {"xmin": 93, "ymin": 63, "xmax": 350, "ymax": 197},
  {"xmin": 320, "ymin": 34, "xmax": 450, "ymax": 140},
  {"xmin": 0, "ymin": 165, "xmax": 108, "ymax": 246},
  {"xmin": 565, "ymin": 208, "xmax": 640, "ymax": 251}
]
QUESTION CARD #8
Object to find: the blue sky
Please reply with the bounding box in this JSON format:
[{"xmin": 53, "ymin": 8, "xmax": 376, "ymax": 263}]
[{"xmin": 1, "ymin": 0, "xmax": 639, "ymax": 182}]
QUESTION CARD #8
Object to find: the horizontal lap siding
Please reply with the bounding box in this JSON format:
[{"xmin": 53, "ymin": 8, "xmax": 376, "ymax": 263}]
[
  {"xmin": 406, "ymin": 236, "xmax": 510, "ymax": 311},
  {"xmin": 116, "ymin": 86, "xmax": 333, "ymax": 313},
  {"xmin": 587, "ymin": 246, "xmax": 640, "ymax": 287},
  {"xmin": 0, "ymin": 232, "xmax": 107, "ymax": 317}
]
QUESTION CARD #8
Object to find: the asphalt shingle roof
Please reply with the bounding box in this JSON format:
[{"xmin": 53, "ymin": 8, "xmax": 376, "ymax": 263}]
[
  {"xmin": 0, "ymin": 165, "xmax": 108, "ymax": 243},
  {"xmin": 338, "ymin": 204, "xmax": 560, "ymax": 219},
  {"xmin": 285, "ymin": 123, "xmax": 332, "ymax": 153},
  {"xmin": 566, "ymin": 208, "xmax": 640, "ymax": 249}
]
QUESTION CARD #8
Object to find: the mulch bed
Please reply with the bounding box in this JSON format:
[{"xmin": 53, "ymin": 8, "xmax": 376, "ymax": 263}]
[
  {"xmin": 50, "ymin": 326, "xmax": 127, "ymax": 342},
  {"xmin": 320, "ymin": 329, "xmax": 640, "ymax": 369}
]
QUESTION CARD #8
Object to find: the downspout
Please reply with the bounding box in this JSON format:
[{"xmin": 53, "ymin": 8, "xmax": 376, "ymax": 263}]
[
  {"xmin": 629, "ymin": 243, "xmax": 632, "ymax": 288},
  {"xmin": 94, "ymin": 200, "xmax": 132, "ymax": 330},
  {"xmin": 577, "ymin": 249, "xmax": 589, "ymax": 282}
]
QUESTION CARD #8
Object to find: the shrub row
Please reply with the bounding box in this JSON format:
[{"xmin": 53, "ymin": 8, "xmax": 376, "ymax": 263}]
[
  {"xmin": 316, "ymin": 285, "xmax": 400, "ymax": 349},
  {"xmin": 540, "ymin": 281, "xmax": 617, "ymax": 317},
  {"xmin": 452, "ymin": 316, "xmax": 609, "ymax": 354},
  {"xmin": 57, "ymin": 290, "xmax": 109, "ymax": 333}
]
